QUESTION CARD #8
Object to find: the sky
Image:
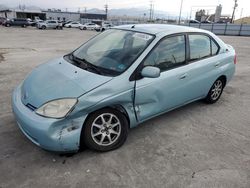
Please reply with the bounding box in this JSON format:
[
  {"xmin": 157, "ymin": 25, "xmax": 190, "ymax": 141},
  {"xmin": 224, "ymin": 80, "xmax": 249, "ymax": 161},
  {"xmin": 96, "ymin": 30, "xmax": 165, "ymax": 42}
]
[{"xmin": 1, "ymin": 0, "xmax": 249, "ymax": 19}]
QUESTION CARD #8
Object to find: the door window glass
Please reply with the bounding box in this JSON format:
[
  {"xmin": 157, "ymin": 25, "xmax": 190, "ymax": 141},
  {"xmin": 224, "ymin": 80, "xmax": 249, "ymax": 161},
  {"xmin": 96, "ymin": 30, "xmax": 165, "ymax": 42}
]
[
  {"xmin": 211, "ymin": 39, "xmax": 219, "ymax": 55},
  {"xmin": 143, "ymin": 35, "xmax": 186, "ymax": 71},
  {"xmin": 189, "ymin": 34, "xmax": 211, "ymax": 60}
]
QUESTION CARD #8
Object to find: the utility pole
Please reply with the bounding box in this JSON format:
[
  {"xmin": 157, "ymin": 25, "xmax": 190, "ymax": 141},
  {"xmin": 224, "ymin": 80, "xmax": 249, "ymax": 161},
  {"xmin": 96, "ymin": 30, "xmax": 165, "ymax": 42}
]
[
  {"xmin": 104, "ymin": 4, "xmax": 108, "ymax": 20},
  {"xmin": 152, "ymin": 3, "xmax": 154, "ymax": 20},
  {"xmin": 231, "ymin": 0, "xmax": 238, "ymax": 23},
  {"xmin": 178, "ymin": 0, "xmax": 184, "ymax": 24},
  {"xmin": 149, "ymin": 1, "xmax": 153, "ymax": 21}
]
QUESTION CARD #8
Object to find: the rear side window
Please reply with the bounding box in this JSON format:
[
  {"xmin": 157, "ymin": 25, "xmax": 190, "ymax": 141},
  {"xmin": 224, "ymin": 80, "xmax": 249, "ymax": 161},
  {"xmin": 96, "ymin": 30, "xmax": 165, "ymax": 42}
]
[
  {"xmin": 211, "ymin": 40, "xmax": 219, "ymax": 55},
  {"xmin": 189, "ymin": 34, "xmax": 219, "ymax": 61}
]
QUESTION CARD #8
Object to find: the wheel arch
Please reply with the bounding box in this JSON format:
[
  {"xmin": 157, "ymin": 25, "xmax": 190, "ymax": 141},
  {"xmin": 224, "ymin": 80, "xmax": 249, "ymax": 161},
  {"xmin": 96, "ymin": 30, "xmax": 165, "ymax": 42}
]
[
  {"xmin": 79, "ymin": 104, "xmax": 131, "ymax": 149},
  {"xmin": 218, "ymin": 75, "xmax": 227, "ymax": 87},
  {"xmin": 84, "ymin": 104, "xmax": 130, "ymax": 128}
]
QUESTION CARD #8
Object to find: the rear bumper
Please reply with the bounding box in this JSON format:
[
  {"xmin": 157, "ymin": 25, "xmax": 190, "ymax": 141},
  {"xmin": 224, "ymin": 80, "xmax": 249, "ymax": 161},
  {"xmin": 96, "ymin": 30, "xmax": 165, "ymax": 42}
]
[{"xmin": 12, "ymin": 85, "xmax": 88, "ymax": 153}]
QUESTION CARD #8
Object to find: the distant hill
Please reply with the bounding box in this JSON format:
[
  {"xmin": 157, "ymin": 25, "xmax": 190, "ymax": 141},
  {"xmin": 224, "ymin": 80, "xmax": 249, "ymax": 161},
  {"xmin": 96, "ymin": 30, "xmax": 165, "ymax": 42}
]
[
  {"xmin": 0, "ymin": 4, "xmax": 178, "ymax": 19},
  {"xmin": 87, "ymin": 8, "xmax": 177, "ymax": 19},
  {"xmin": 234, "ymin": 17, "xmax": 250, "ymax": 24}
]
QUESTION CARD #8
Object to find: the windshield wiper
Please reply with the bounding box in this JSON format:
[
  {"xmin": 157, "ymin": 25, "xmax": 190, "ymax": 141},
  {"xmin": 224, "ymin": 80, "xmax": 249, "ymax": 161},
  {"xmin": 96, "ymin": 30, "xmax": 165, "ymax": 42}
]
[
  {"xmin": 85, "ymin": 63, "xmax": 103, "ymax": 75},
  {"xmin": 70, "ymin": 54, "xmax": 103, "ymax": 75}
]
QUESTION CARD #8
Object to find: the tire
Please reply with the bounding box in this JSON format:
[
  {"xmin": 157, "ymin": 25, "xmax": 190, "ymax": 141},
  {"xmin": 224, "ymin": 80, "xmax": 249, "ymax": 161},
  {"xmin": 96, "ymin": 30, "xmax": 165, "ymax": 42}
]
[
  {"xmin": 205, "ymin": 78, "xmax": 225, "ymax": 104},
  {"xmin": 23, "ymin": 24, "xmax": 27, "ymax": 28},
  {"xmin": 82, "ymin": 108, "xmax": 129, "ymax": 152},
  {"xmin": 102, "ymin": 28, "xmax": 105, "ymax": 32},
  {"xmin": 69, "ymin": 25, "xmax": 71, "ymax": 28},
  {"xmin": 6, "ymin": 23, "xmax": 10, "ymax": 27},
  {"xmin": 42, "ymin": 25, "xmax": 46, "ymax": 30}
]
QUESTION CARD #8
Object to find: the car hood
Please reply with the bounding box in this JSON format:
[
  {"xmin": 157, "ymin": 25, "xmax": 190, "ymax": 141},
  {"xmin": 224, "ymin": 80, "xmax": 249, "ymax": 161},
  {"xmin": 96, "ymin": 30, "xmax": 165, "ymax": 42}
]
[{"xmin": 21, "ymin": 57, "xmax": 113, "ymax": 108}]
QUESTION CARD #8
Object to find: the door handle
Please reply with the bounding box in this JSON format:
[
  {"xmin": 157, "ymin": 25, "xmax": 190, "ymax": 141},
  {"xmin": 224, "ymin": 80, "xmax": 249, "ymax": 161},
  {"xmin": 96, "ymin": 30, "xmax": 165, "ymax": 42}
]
[
  {"xmin": 214, "ymin": 62, "xmax": 220, "ymax": 67},
  {"xmin": 179, "ymin": 73, "xmax": 188, "ymax": 80}
]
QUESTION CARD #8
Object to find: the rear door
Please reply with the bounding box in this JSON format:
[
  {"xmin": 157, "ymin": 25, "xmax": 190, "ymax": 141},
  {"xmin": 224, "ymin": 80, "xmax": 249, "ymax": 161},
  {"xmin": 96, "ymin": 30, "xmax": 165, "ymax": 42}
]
[
  {"xmin": 50, "ymin": 21, "xmax": 57, "ymax": 28},
  {"xmin": 185, "ymin": 33, "xmax": 221, "ymax": 98},
  {"xmin": 47, "ymin": 21, "xmax": 53, "ymax": 28}
]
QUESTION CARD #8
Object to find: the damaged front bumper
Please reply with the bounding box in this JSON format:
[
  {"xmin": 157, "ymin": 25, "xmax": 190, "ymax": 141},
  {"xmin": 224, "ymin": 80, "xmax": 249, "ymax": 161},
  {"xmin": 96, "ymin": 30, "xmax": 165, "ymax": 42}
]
[{"xmin": 12, "ymin": 85, "xmax": 87, "ymax": 153}]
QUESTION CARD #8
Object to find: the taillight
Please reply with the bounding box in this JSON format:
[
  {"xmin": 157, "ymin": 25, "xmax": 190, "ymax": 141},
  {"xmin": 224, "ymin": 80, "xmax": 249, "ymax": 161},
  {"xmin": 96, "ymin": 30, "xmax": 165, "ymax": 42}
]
[{"xmin": 234, "ymin": 54, "xmax": 237, "ymax": 64}]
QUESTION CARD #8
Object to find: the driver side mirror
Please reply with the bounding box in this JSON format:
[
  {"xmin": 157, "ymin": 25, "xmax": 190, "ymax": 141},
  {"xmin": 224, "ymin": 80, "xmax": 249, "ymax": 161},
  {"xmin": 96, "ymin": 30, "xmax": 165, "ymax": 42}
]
[{"xmin": 141, "ymin": 66, "xmax": 160, "ymax": 78}]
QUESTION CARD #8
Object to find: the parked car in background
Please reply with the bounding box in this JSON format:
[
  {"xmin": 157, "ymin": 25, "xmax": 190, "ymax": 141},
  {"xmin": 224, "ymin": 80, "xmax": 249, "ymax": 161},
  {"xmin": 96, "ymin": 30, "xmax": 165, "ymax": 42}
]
[
  {"xmin": 95, "ymin": 23, "xmax": 113, "ymax": 32},
  {"xmin": 62, "ymin": 20, "xmax": 72, "ymax": 27},
  {"xmin": 37, "ymin": 20, "xmax": 63, "ymax": 30},
  {"xmin": 79, "ymin": 23, "xmax": 100, "ymax": 30},
  {"xmin": 4, "ymin": 18, "xmax": 30, "ymax": 27},
  {"xmin": 201, "ymin": 20, "xmax": 212, "ymax": 24},
  {"xmin": 65, "ymin": 21, "xmax": 82, "ymax": 28},
  {"xmin": 187, "ymin": 19, "xmax": 200, "ymax": 24},
  {"xmin": 12, "ymin": 24, "xmax": 236, "ymax": 153},
  {"xmin": 0, "ymin": 17, "xmax": 7, "ymax": 25},
  {"xmin": 29, "ymin": 19, "xmax": 44, "ymax": 27},
  {"xmin": 215, "ymin": 20, "xmax": 226, "ymax": 24}
]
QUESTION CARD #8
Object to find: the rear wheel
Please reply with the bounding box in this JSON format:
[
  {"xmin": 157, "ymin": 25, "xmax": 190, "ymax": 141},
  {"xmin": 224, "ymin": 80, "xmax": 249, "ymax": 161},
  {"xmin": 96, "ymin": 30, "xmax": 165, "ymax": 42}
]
[
  {"xmin": 23, "ymin": 24, "xmax": 27, "ymax": 28},
  {"xmin": 42, "ymin": 25, "xmax": 46, "ymax": 29},
  {"xmin": 82, "ymin": 108, "xmax": 128, "ymax": 152},
  {"xmin": 205, "ymin": 78, "xmax": 225, "ymax": 104}
]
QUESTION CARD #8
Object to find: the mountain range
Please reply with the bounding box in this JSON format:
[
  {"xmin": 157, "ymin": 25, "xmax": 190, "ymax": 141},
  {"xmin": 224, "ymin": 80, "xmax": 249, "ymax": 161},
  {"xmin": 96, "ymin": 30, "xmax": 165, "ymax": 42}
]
[{"xmin": 0, "ymin": 4, "xmax": 178, "ymax": 19}]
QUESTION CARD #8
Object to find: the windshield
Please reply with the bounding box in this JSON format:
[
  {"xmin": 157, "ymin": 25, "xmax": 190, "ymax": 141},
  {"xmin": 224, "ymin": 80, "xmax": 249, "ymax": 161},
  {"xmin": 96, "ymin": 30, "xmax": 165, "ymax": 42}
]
[{"xmin": 72, "ymin": 29, "xmax": 154, "ymax": 76}]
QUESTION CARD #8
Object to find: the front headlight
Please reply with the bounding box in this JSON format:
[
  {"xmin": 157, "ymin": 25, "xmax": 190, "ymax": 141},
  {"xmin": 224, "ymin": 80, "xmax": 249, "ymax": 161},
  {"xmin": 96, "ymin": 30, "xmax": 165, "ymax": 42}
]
[{"xmin": 36, "ymin": 98, "xmax": 77, "ymax": 118}]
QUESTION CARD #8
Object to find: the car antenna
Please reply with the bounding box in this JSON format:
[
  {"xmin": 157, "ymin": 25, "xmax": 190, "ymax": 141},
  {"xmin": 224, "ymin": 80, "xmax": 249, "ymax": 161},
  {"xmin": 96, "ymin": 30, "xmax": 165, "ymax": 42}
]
[{"xmin": 131, "ymin": 25, "xmax": 135, "ymax": 29}]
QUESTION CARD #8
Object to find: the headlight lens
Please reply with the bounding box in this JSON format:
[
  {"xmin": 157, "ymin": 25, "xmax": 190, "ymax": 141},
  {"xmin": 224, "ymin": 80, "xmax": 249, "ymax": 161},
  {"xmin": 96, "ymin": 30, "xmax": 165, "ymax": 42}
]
[{"xmin": 36, "ymin": 98, "xmax": 77, "ymax": 118}]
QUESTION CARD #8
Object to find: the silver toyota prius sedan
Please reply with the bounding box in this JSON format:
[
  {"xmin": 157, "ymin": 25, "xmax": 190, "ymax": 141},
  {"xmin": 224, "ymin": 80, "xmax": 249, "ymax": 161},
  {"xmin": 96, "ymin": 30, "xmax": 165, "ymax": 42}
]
[{"xmin": 12, "ymin": 24, "xmax": 236, "ymax": 152}]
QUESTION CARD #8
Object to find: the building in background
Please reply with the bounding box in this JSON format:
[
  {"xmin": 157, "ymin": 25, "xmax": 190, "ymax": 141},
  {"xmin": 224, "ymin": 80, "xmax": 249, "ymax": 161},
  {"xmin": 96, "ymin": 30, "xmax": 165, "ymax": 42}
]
[
  {"xmin": 195, "ymin": 4, "xmax": 231, "ymax": 23},
  {"xmin": 195, "ymin": 9, "xmax": 207, "ymax": 22},
  {"xmin": 80, "ymin": 13, "xmax": 107, "ymax": 24},
  {"xmin": 214, "ymin": 4, "xmax": 222, "ymax": 22},
  {"xmin": 0, "ymin": 9, "xmax": 46, "ymax": 20},
  {"xmin": 43, "ymin": 10, "xmax": 80, "ymax": 21},
  {"xmin": 0, "ymin": 8, "xmax": 107, "ymax": 22}
]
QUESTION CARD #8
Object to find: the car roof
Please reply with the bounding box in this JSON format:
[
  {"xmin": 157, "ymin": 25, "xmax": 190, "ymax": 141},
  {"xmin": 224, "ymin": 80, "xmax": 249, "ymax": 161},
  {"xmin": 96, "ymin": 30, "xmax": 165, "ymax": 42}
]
[{"xmin": 115, "ymin": 24, "xmax": 207, "ymax": 35}]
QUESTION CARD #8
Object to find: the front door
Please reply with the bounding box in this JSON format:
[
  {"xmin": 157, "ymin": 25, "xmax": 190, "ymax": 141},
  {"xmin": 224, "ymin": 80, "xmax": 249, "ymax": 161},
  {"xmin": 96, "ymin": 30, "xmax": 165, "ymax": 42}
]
[{"xmin": 134, "ymin": 34, "xmax": 191, "ymax": 122}]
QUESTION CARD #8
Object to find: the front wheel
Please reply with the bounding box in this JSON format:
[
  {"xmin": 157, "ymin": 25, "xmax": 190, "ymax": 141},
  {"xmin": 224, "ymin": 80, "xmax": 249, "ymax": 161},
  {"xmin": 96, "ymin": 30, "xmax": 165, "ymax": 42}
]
[
  {"xmin": 205, "ymin": 78, "xmax": 225, "ymax": 104},
  {"xmin": 82, "ymin": 108, "xmax": 129, "ymax": 152}
]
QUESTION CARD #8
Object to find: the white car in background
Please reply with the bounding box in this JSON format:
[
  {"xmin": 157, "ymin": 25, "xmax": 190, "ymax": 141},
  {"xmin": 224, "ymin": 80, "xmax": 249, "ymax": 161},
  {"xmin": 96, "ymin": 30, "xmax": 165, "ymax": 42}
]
[
  {"xmin": 79, "ymin": 23, "xmax": 101, "ymax": 30},
  {"xmin": 95, "ymin": 23, "xmax": 113, "ymax": 32},
  {"xmin": 37, "ymin": 20, "xmax": 62, "ymax": 29},
  {"xmin": 65, "ymin": 21, "xmax": 82, "ymax": 28}
]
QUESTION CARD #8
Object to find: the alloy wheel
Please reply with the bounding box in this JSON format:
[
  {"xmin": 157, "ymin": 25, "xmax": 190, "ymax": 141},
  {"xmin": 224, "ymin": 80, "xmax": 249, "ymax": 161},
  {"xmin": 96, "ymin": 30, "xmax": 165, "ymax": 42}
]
[
  {"xmin": 91, "ymin": 113, "xmax": 121, "ymax": 146},
  {"xmin": 211, "ymin": 80, "xmax": 223, "ymax": 101}
]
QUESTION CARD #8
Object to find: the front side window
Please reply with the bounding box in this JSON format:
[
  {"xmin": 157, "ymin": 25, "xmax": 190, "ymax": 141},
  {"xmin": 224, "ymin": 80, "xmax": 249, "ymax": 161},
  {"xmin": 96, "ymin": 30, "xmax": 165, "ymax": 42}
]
[
  {"xmin": 143, "ymin": 35, "xmax": 186, "ymax": 72},
  {"xmin": 71, "ymin": 29, "xmax": 154, "ymax": 75}
]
